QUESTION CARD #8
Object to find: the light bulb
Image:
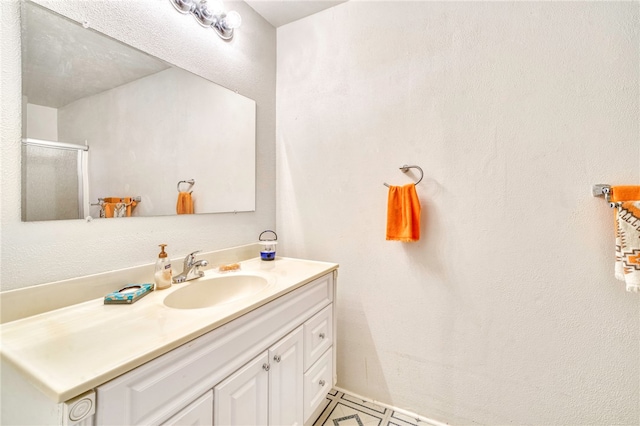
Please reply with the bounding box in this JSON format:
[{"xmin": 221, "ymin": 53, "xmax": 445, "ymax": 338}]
[
  {"xmin": 208, "ymin": 0, "xmax": 225, "ymax": 16},
  {"xmin": 224, "ymin": 10, "xmax": 241, "ymax": 29}
]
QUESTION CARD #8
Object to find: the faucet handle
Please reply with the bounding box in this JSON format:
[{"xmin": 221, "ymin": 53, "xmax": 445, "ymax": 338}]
[{"xmin": 184, "ymin": 250, "xmax": 201, "ymax": 267}]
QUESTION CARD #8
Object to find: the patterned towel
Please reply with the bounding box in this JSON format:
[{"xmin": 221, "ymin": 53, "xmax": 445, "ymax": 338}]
[
  {"xmin": 611, "ymin": 186, "xmax": 640, "ymax": 293},
  {"xmin": 615, "ymin": 201, "xmax": 640, "ymax": 292},
  {"xmin": 113, "ymin": 202, "xmax": 127, "ymax": 218},
  {"xmin": 102, "ymin": 197, "xmax": 137, "ymax": 217}
]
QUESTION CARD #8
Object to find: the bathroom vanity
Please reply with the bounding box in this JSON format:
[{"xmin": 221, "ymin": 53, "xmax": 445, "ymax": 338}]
[{"xmin": 0, "ymin": 255, "xmax": 338, "ymax": 426}]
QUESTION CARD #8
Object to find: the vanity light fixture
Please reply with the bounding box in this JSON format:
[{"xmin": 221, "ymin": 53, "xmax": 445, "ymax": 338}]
[{"xmin": 170, "ymin": 0, "xmax": 241, "ymax": 40}]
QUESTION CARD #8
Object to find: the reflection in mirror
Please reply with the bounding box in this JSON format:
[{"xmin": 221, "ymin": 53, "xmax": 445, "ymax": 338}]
[{"xmin": 21, "ymin": 1, "xmax": 256, "ymax": 221}]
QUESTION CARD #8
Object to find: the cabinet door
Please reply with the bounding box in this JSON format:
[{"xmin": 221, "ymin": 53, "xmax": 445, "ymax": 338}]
[
  {"xmin": 214, "ymin": 352, "xmax": 269, "ymax": 426},
  {"xmin": 162, "ymin": 390, "xmax": 213, "ymax": 425},
  {"xmin": 269, "ymin": 326, "xmax": 304, "ymax": 426}
]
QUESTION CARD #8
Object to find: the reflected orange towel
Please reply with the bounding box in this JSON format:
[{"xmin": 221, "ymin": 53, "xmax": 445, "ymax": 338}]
[
  {"xmin": 103, "ymin": 197, "xmax": 136, "ymax": 217},
  {"xmin": 103, "ymin": 203, "xmax": 115, "ymax": 218},
  {"xmin": 386, "ymin": 183, "xmax": 421, "ymax": 242},
  {"xmin": 177, "ymin": 192, "xmax": 194, "ymax": 214}
]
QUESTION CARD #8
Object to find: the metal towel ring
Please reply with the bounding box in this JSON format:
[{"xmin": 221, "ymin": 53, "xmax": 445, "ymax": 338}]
[
  {"xmin": 383, "ymin": 165, "xmax": 424, "ymax": 187},
  {"xmin": 177, "ymin": 179, "xmax": 195, "ymax": 193}
]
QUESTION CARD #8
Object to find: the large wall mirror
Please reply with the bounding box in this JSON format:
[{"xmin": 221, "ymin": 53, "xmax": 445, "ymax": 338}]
[{"xmin": 21, "ymin": 1, "xmax": 256, "ymax": 221}]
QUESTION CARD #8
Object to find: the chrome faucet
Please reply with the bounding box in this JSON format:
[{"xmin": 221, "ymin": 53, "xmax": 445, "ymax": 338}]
[{"xmin": 173, "ymin": 250, "xmax": 209, "ymax": 283}]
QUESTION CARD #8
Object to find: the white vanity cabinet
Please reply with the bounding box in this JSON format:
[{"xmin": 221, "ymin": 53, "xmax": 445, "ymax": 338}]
[
  {"xmin": 95, "ymin": 271, "xmax": 336, "ymax": 426},
  {"xmin": 215, "ymin": 327, "xmax": 303, "ymax": 426},
  {"xmin": 214, "ymin": 306, "xmax": 334, "ymax": 426}
]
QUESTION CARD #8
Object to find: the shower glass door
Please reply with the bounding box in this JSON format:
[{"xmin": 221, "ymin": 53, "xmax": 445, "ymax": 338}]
[{"xmin": 21, "ymin": 139, "xmax": 89, "ymax": 221}]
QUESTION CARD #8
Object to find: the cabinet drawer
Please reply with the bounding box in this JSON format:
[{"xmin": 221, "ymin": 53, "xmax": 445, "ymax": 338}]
[
  {"xmin": 303, "ymin": 348, "xmax": 333, "ymax": 423},
  {"xmin": 303, "ymin": 304, "xmax": 333, "ymax": 371},
  {"xmin": 161, "ymin": 390, "xmax": 213, "ymax": 425}
]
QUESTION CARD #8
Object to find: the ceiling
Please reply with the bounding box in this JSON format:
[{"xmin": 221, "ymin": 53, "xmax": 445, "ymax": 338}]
[
  {"xmin": 244, "ymin": 0, "xmax": 348, "ymax": 28},
  {"xmin": 23, "ymin": 1, "xmax": 348, "ymax": 108},
  {"xmin": 23, "ymin": 3, "xmax": 169, "ymax": 108}
]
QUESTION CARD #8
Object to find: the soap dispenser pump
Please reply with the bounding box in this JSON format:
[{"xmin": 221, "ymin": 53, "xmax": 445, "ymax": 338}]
[{"xmin": 154, "ymin": 244, "xmax": 172, "ymax": 290}]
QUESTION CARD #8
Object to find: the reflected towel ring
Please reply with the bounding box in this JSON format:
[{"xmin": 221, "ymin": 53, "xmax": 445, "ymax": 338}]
[
  {"xmin": 177, "ymin": 179, "xmax": 195, "ymax": 193},
  {"xmin": 383, "ymin": 165, "xmax": 424, "ymax": 187}
]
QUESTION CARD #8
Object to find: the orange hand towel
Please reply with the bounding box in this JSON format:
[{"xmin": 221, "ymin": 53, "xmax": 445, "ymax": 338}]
[
  {"xmin": 177, "ymin": 192, "xmax": 194, "ymax": 214},
  {"xmin": 386, "ymin": 183, "xmax": 421, "ymax": 242},
  {"xmin": 610, "ymin": 186, "xmax": 640, "ymax": 202},
  {"xmin": 103, "ymin": 203, "xmax": 115, "ymax": 218}
]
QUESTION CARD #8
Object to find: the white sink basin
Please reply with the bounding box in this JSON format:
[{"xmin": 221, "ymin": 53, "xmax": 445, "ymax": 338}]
[{"xmin": 163, "ymin": 274, "xmax": 270, "ymax": 309}]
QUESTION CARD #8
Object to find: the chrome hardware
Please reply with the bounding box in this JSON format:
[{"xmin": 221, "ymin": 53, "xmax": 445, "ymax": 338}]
[
  {"xmin": 262, "ymin": 363, "xmax": 270, "ymax": 372},
  {"xmin": 319, "ymin": 333, "xmax": 326, "ymax": 339},
  {"xmin": 170, "ymin": 0, "xmax": 196, "ymax": 13},
  {"xmin": 169, "ymin": 0, "xmax": 242, "ymax": 40},
  {"xmin": 384, "ymin": 164, "xmax": 424, "ymax": 187},
  {"xmin": 173, "ymin": 251, "xmax": 209, "ymax": 283},
  {"xmin": 319, "ymin": 379, "xmax": 326, "ymax": 386},
  {"xmin": 592, "ymin": 184, "xmax": 616, "ymax": 207},
  {"xmin": 273, "ymin": 355, "xmax": 281, "ymax": 363},
  {"xmin": 177, "ymin": 179, "xmax": 195, "ymax": 193},
  {"xmin": 592, "ymin": 184, "xmax": 610, "ymax": 198}
]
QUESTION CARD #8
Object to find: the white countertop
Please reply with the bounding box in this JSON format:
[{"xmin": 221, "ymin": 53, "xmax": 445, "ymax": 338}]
[{"xmin": 0, "ymin": 257, "xmax": 338, "ymax": 403}]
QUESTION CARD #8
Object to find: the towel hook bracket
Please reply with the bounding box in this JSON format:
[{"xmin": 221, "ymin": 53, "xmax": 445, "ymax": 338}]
[
  {"xmin": 384, "ymin": 165, "xmax": 424, "ymax": 188},
  {"xmin": 592, "ymin": 184, "xmax": 621, "ymax": 208},
  {"xmin": 592, "ymin": 184, "xmax": 610, "ymax": 199},
  {"xmin": 592, "ymin": 184, "xmax": 613, "ymax": 205},
  {"xmin": 177, "ymin": 179, "xmax": 195, "ymax": 193}
]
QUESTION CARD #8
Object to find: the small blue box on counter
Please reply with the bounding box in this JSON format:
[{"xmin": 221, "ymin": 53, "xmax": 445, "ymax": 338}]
[{"xmin": 104, "ymin": 283, "xmax": 154, "ymax": 305}]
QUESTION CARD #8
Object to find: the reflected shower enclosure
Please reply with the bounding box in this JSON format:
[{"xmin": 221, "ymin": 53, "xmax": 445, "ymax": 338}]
[{"xmin": 21, "ymin": 139, "xmax": 89, "ymax": 221}]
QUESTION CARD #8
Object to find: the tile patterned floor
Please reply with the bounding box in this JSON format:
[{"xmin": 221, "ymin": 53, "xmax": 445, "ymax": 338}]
[{"xmin": 312, "ymin": 389, "xmax": 428, "ymax": 426}]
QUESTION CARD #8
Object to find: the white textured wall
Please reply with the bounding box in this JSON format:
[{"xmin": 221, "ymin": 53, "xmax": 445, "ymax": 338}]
[
  {"xmin": 25, "ymin": 103, "xmax": 57, "ymax": 140},
  {"xmin": 1, "ymin": 0, "xmax": 275, "ymax": 290},
  {"xmin": 277, "ymin": 2, "xmax": 640, "ymax": 425}
]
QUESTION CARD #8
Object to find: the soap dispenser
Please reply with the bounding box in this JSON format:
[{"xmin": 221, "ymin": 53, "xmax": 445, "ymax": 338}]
[{"xmin": 154, "ymin": 244, "xmax": 173, "ymax": 290}]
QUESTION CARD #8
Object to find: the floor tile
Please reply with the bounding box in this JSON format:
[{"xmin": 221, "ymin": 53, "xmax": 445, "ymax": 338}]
[
  {"xmin": 313, "ymin": 389, "xmax": 435, "ymax": 426},
  {"xmin": 329, "ymin": 403, "xmax": 383, "ymax": 426},
  {"xmin": 332, "ymin": 413, "xmax": 365, "ymax": 426}
]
